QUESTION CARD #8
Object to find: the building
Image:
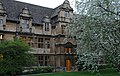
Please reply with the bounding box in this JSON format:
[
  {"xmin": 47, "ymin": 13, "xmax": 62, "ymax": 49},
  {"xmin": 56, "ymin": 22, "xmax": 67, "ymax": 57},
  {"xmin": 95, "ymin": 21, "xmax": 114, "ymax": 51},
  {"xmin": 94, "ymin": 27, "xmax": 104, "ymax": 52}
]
[{"xmin": 0, "ymin": 0, "xmax": 76, "ymax": 72}]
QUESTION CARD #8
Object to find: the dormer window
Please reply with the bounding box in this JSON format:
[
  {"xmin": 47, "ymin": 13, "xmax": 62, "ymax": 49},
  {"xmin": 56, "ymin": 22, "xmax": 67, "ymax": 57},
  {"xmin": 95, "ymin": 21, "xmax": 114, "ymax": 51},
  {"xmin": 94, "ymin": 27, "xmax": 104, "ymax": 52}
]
[
  {"xmin": 19, "ymin": 7, "xmax": 32, "ymax": 32},
  {"xmin": 0, "ymin": 19, "xmax": 3, "ymax": 26},
  {"xmin": 45, "ymin": 23, "xmax": 49, "ymax": 31},
  {"xmin": 0, "ymin": 3, "xmax": 7, "ymax": 30},
  {"xmin": 0, "ymin": 19, "xmax": 4, "ymax": 30},
  {"xmin": 65, "ymin": 11, "xmax": 69, "ymax": 17},
  {"xmin": 42, "ymin": 16, "xmax": 50, "ymax": 32},
  {"xmin": 21, "ymin": 19, "xmax": 28, "ymax": 32}
]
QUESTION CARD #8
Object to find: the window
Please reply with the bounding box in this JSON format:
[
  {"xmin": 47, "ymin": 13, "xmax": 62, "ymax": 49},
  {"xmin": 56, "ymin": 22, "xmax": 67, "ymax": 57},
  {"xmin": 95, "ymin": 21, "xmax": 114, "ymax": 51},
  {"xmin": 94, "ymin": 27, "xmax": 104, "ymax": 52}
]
[
  {"xmin": 27, "ymin": 37, "xmax": 33, "ymax": 47},
  {"xmin": 45, "ymin": 38, "xmax": 50, "ymax": 49},
  {"xmin": 65, "ymin": 48, "xmax": 72, "ymax": 53},
  {"xmin": 38, "ymin": 38, "xmax": 44, "ymax": 48},
  {"xmin": 38, "ymin": 43, "xmax": 43, "ymax": 48},
  {"xmin": 61, "ymin": 25, "xmax": 65, "ymax": 34},
  {"xmin": 45, "ymin": 23, "xmax": 49, "ymax": 31},
  {"xmin": 21, "ymin": 19, "xmax": 29, "ymax": 32},
  {"xmin": 46, "ymin": 42, "xmax": 50, "ymax": 48},
  {"xmin": 0, "ymin": 19, "xmax": 3, "ymax": 26},
  {"xmin": 44, "ymin": 41, "xmax": 50, "ymax": 49},
  {"xmin": 45, "ymin": 56, "xmax": 50, "ymax": 66},
  {"xmin": 22, "ymin": 20, "xmax": 27, "ymax": 28},
  {"xmin": 0, "ymin": 34, "xmax": 3, "ymax": 40},
  {"xmin": 38, "ymin": 56, "xmax": 44, "ymax": 66},
  {"xmin": 0, "ymin": 19, "xmax": 3, "ymax": 30},
  {"xmin": 52, "ymin": 26, "xmax": 56, "ymax": 29},
  {"xmin": 38, "ymin": 38, "xmax": 43, "ymax": 42},
  {"xmin": 64, "ymin": 11, "xmax": 69, "ymax": 17},
  {"xmin": 38, "ymin": 55, "xmax": 50, "ymax": 66},
  {"xmin": 20, "ymin": 36, "xmax": 27, "ymax": 43}
]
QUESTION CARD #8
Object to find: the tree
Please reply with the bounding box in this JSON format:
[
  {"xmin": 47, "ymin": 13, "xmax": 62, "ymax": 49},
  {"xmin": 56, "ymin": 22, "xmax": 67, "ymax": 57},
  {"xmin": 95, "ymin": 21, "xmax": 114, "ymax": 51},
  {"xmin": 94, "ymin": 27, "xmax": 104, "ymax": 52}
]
[
  {"xmin": 0, "ymin": 40, "xmax": 35, "ymax": 76},
  {"xmin": 67, "ymin": 0, "xmax": 120, "ymax": 70}
]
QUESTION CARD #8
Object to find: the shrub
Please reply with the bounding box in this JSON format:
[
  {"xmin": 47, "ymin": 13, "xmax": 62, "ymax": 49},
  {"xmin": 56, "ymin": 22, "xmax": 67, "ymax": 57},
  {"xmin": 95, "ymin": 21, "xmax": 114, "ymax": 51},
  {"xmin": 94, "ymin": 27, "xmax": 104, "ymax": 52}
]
[
  {"xmin": 0, "ymin": 40, "xmax": 35, "ymax": 75},
  {"xmin": 22, "ymin": 66, "xmax": 54, "ymax": 75}
]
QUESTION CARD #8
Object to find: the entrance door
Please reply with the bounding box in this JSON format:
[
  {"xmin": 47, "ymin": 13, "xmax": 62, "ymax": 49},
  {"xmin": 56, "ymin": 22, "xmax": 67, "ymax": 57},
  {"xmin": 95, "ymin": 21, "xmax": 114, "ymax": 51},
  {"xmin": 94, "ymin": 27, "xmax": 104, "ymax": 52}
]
[{"xmin": 66, "ymin": 59, "xmax": 71, "ymax": 72}]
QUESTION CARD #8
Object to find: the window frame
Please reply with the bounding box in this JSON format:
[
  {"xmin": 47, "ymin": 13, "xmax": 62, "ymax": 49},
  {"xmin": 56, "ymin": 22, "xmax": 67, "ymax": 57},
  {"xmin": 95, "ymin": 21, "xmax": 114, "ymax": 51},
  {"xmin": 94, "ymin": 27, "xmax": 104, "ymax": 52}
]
[
  {"xmin": 38, "ymin": 55, "xmax": 50, "ymax": 66},
  {"xmin": 21, "ymin": 19, "xmax": 29, "ymax": 32},
  {"xmin": 45, "ymin": 23, "xmax": 49, "ymax": 31},
  {"xmin": 0, "ymin": 19, "xmax": 3, "ymax": 26},
  {"xmin": 0, "ymin": 34, "xmax": 3, "ymax": 40},
  {"xmin": 64, "ymin": 11, "xmax": 69, "ymax": 17},
  {"xmin": 61, "ymin": 25, "xmax": 66, "ymax": 34},
  {"xmin": 65, "ymin": 48, "xmax": 72, "ymax": 53},
  {"xmin": 45, "ymin": 38, "xmax": 50, "ymax": 49},
  {"xmin": 38, "ymin": 38, "xmax": 44, "ymax": 48}
]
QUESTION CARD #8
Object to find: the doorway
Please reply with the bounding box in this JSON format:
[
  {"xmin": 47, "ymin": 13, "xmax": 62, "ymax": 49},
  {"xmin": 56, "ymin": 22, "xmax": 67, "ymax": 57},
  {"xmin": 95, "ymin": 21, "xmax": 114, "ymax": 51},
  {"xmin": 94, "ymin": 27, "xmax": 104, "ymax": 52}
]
[{"xmin": 66, "ymin": 59, "xmax": 71, "ymax": 72}]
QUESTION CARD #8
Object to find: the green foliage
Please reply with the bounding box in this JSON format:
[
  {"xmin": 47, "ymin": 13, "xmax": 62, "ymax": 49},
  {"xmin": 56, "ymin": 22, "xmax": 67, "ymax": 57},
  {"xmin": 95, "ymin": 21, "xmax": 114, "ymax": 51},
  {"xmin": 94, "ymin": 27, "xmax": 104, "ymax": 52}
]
[
  {"xmin": 0, "ymin": 40, "xmax": 35, "ymax": 75},
  {"xmin": 34, "ymin": 66, "xmax": 54, "ymax": 73},
  {"xmin": 67, "ymin": 0, "xmax": 120, "ymax": 71},
  {"xmin": 23, "ymin": 66, "xmax": 54, "ymax": 74}
]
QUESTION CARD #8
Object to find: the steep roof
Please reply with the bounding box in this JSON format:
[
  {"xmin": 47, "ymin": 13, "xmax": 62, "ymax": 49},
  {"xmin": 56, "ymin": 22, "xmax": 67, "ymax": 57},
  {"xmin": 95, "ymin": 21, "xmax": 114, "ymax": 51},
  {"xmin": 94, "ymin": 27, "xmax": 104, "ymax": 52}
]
[
  {"xmin": 51, "ymin": 5, "xmax": 62, "ymax": 18},
  {"xmin": 0, "ymin": 0, "xmax": 55, "ymax": 24}
]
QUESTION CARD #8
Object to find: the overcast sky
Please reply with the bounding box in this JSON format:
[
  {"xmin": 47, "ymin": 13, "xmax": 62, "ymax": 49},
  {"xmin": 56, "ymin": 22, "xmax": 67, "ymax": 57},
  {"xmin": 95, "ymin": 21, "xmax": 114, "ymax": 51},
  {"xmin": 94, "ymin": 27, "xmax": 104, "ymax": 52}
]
[{"xmin": 16, "ymin": 0, "xmax": 75, "ymax": 9}]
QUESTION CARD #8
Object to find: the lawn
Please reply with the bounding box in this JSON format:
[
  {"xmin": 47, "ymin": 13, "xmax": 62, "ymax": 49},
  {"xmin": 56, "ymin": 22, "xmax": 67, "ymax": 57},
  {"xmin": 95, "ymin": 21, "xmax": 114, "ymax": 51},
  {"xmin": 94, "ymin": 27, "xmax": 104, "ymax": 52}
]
[
  {"xmin": 30, "ymin": 68, "xmax": 120, "ymax": 76},
  {"xmin": 32, "ymin": 72, "xmax": 120, "ymax": 76}
]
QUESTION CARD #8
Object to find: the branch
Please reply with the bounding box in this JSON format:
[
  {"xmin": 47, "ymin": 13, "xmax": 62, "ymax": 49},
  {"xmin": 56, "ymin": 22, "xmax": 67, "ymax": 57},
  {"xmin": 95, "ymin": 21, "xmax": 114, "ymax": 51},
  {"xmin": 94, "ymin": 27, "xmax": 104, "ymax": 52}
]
[
  {"xmin": 97, "ymin": 3, "xmax": 120, "ymax": 17},
  {"xmin": 100, "ymin": 43, "xmax": 109, "ymax": 52}
]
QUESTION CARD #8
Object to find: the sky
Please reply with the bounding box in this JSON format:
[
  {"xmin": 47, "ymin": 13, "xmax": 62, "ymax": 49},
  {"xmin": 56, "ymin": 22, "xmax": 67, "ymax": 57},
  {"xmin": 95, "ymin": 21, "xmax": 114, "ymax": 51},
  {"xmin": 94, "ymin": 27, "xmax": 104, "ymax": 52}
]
[{"xmin": 16, "ymin": 0, "xmax": 75, "ymax": 9}]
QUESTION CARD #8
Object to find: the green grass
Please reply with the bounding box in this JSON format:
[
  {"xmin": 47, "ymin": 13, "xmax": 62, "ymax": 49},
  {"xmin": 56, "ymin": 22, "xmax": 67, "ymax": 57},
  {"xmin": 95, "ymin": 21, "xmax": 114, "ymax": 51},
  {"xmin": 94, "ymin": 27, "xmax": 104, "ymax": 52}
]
[{"xmin": 30, "ymin": 68, "xmax": 120, "ymax": 76}]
